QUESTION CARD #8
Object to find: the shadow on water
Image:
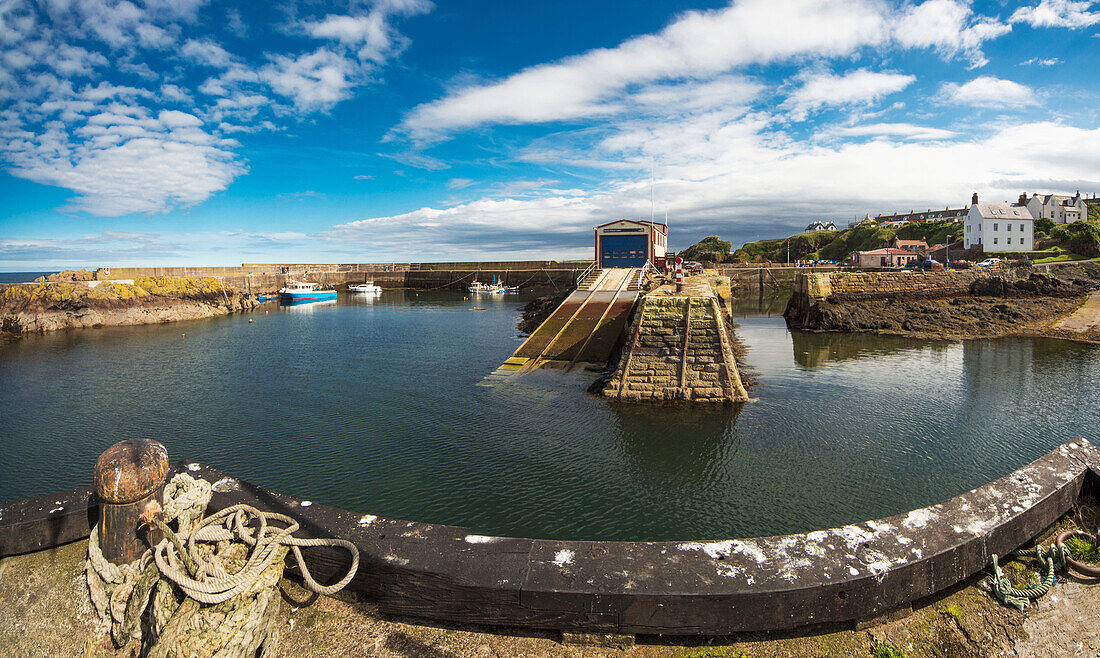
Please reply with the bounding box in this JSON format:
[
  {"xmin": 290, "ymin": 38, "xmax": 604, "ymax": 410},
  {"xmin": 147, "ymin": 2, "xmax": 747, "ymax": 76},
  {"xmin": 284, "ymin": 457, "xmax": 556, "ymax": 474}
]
[
  {"xmin": 608, "ymin": 401, "xmax": 743, "ymax": 486},
  {"xmin": 728, "ymin": 292, "xmax": 790, "ymax": 317},
  {"xmin": 789, "ymin": 329, "xmax": 952, "ymax": 369}
]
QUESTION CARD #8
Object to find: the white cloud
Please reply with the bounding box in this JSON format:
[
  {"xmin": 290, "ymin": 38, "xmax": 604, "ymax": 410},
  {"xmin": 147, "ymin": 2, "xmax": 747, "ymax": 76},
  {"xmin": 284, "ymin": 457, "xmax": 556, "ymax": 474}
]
[
  {"xmin": 0, "ymin": 0, "xmax": 431, "ymax": 218},
  {"xmin": 1021, "ymin": 57, "xmax": 1063, "ymax": 66},
  {"xmin": 181, "ymin": 38, "xmax": 234, "ymax": 68},
  {"xmin": 783, "ymin": 69, "xmax": 915, "ymax": 121},
  {"xmin": 1010, "ymin": 0, "xmax": 1100, "ymax": 27},
  {"xmin": 327, "ymin": 121, "xmax": 1100, "ymax": 259},
  {"xmin": 830, "ymin": 123, "xmax": 958, "ymax": 140},
  {"xmin": 939, "ymin": 76, "xmax": 1037, "ymax": 106},
  {"xmin": 4, "ymin": 108, "xmax": 245, "ymax": 216},
  {"xmin": 893, "ymin": 0, "xmax": 1011, "ymax": 68},
  {"xmin": 397, "ymin": 0, "xmax": 1010, "ymax": 141},
  {"xmin": 301, "ymin": 0, "xmax": 431, "ymax": 63},
  {"xmin": 260, "ymin": 49, "xmax": 355, "ymax": 112},
  {"xmin": 398, "ymin": 0, "xmax": 894, "ymax": 141}
]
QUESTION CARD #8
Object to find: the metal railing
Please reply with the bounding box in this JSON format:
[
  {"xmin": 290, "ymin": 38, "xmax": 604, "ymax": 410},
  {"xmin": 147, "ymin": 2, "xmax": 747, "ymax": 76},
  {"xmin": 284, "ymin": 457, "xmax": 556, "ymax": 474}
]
[{"xmin": 575, "ymin": 261, "xmax": 598, "ymax": 286}]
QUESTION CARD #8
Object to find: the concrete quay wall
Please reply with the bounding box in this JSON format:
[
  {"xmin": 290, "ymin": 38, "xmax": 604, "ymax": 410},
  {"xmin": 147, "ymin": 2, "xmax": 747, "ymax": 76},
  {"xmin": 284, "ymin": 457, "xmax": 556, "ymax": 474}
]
[
  {"xmin": 4, "ymin": 440, "xmax": 1097, "ymax": 636},
  {"xmin": 814, "ymin": 270, "xmax": 990, "ymax": 300},
  {"xmin": 99, "ymin": 260, "xmax": 591, "ymax": 279},
  {"xmin": 718, "ymin": 265, "xmax": 842, "ymax": 292},
  {"xmin": 92, "ymin": 266, "xmax": 584, "ymax": 293}
]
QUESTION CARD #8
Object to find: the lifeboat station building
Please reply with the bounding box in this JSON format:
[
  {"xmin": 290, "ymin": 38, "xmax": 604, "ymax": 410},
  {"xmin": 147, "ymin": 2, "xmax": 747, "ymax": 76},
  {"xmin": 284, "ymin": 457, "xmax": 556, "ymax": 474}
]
[{"xmin": 594, "ymin": 219, "xmax": 668, "ymax": 269}]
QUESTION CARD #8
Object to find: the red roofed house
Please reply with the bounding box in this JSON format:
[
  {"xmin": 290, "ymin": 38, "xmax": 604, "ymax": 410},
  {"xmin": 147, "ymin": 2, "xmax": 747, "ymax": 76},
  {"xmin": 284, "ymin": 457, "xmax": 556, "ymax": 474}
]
[{"xmin": 852, "ymin": 248, "xmax": 920, "ymax": 268}]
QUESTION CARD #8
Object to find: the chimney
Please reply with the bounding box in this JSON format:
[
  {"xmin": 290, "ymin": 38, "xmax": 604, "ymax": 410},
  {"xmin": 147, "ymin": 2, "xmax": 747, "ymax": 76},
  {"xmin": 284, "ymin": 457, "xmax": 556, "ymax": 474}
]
[
  {"xmin": 1019, "ymin": 193, "xmax": 1027, "ymax": 205},
  {"xmin": 971, "ymin": 192, "xmax": 978, "ymax": 205}
]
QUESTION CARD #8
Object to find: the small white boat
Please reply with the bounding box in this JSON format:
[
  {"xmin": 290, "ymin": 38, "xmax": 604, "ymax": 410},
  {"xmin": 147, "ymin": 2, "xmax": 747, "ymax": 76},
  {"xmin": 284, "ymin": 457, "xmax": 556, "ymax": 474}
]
[
  {"xmin": 468, "ymin": 281, "xmax": 494, "ymax": 293},
  {"xmin": 469, "ymin": 280, "xmax": 519, "ymax": 294},
  {"xmin": 349, "ymin": 282, "xmax": 382, "ymax": 293}
]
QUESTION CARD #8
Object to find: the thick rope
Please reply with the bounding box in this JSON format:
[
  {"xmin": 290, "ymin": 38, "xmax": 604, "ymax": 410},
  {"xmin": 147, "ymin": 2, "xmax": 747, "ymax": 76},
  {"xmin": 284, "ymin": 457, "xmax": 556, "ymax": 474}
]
[
  {"xmin": 152, "ymin": 503, "xmax": 359, "ymax": 604},
  {"xmin": 987, "ymin": 543, "xmax": 1066, "ymax": 610},
  {"xmin": 87, "ymin": 472, "xmax": 359, "ymax": 657}
]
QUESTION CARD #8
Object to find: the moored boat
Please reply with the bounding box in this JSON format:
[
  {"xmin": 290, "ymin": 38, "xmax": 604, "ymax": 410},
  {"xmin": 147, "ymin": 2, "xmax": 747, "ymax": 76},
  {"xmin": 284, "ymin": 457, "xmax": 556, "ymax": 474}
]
[
  {"xmin": 469, "ymin": 280, "xmax": 519, "ymax": 294},
  {"xmin": 349, "ymin": 282, "xmax": 382, "ymax": 293},
  {"xmin": 278, "ymin": 281, "xmax": 337, "ymax": 303},
  {"xmin": 468, "ymin": 281, "xmax": 493, "ymax": 293}
]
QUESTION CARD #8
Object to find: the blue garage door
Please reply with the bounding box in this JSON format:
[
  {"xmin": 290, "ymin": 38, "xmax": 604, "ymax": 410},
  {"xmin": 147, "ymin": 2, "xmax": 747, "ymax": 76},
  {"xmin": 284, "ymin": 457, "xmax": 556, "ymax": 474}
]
[{"xmin": 600, "ymin": 234, "xmax": 649, "ymax": 268}]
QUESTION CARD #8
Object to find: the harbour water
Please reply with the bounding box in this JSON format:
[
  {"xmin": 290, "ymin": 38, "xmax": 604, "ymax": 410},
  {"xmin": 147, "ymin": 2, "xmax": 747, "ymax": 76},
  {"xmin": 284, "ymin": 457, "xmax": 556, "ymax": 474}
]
[{"xmin": 1, "ymin": 290, "xmax": 1097, "ymax": 541}]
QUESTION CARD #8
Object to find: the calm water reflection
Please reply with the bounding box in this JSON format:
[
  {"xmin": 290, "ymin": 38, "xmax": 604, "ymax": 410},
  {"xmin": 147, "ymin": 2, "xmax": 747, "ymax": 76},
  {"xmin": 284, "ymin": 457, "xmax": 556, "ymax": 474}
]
[{"xmin": 1, "ymin": 291, "xmax": 1096, "ymax": 540}]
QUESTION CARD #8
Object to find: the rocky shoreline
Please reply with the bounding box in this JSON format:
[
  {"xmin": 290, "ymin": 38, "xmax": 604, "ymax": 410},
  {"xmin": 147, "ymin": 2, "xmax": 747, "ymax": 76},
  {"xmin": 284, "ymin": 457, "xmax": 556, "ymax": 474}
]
[
  {"xmin": 0, "ymin": 277, "xmax": 262, "ymax": 337},
  {"xmin": 785, "ymin": 267, "xmax": 1100, "ymax": 343}
]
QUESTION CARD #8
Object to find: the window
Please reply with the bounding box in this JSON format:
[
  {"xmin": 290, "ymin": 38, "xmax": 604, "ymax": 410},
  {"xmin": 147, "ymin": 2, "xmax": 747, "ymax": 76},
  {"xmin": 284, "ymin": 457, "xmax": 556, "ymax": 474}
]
[
  {"xmin": 994, "ymin": 238, "xmax": 998, "ymax": 244},
  {"xmin": 1020, "ymin": 224, "xmax": 1025, "ymax": 231},
  {"xmin": 1007, "ymin": 238, "xmax": 1012, "ymax": 244},
  {"xmin": 1007, "ymin": 224, "xmax": 1012, "ymax": 231},
  {"xmin": 993, "ymin": 223, "xmax": 998, "ymax": 230}
]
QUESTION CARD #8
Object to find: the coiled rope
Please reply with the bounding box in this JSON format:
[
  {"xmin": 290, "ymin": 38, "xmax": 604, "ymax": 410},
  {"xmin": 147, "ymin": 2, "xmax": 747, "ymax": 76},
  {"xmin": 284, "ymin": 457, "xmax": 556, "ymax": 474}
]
[
  {"xmin": 152, "ymin": 504, "xmax": 359, "ymax": 605},
  {"xmin": 87, "ymin": 473, "xmax": 359, "ymax": 657},
  {"xmin": 987, "ymin": 543, "xmax": 1065, "ymax": 611},
  {"xmin": 987, "ymin": 530, "xmax": 1100, "ymax": 610}
]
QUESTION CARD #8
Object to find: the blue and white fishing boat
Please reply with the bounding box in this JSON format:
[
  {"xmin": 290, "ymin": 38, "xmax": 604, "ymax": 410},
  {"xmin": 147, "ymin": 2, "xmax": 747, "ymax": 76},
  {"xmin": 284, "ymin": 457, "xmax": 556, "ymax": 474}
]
[{"xmin": 278, "ymin": 281, "xmax": 337, "ymax": 304}]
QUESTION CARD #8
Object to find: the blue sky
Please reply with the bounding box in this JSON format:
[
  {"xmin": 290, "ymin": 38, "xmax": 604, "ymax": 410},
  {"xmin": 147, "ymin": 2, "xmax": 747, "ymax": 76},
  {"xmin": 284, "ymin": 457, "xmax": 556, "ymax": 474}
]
[{"xmin": 2, "ymin": 0, "xmax": 1100, "ymax": 269}]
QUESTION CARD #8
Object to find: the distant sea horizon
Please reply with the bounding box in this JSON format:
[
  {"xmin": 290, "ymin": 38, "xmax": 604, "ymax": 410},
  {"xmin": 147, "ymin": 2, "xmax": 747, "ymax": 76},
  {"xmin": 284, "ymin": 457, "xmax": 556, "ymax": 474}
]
[{"xmin": 0, "ymin": 271, "xmax": 56, "ymax": 284}]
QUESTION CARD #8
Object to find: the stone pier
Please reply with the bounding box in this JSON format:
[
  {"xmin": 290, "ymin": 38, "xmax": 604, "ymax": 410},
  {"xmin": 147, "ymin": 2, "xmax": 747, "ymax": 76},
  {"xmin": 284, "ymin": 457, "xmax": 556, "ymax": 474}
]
[{"xmin": 602, "ymin": 282, "xmax": 749, "ymax": 404}]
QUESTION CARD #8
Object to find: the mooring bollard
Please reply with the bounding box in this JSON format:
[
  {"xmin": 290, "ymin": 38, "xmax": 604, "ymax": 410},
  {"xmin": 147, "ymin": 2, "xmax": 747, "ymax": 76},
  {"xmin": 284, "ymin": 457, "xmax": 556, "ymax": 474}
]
[
  {"xmin": 675, "ymin": 256, "xmax": 684, "ymax": 292},
  {"xmin": 93, "ymin": 439, "xmax": 169, "ymax": 565}
]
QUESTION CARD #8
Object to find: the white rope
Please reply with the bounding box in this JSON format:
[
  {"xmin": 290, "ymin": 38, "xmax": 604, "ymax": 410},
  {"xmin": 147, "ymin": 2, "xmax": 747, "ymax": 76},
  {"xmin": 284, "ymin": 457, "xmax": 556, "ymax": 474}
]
[
  {"xmin": 86, "ymin": 471, "xmax": 359, "ymax": 656},
  {"xmin": 153, "ymin": 503, "xmax": 359, "ymax": 605}
]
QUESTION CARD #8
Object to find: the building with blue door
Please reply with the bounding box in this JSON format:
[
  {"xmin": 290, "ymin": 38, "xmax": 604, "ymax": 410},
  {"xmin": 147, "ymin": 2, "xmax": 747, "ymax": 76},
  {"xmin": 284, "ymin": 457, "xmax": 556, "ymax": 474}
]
[{"xmin": 594, "ymin": 219, "xmax": 668, "ymax": 269}]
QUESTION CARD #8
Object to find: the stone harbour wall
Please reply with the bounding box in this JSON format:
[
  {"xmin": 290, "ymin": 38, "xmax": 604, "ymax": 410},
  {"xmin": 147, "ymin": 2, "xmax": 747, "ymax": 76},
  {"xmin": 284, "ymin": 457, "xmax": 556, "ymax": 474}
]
[
  {"xmin": 825, "ymin": 270, "xmax": 991, "ymax": 298},
  {"xmin": 796, "ymin": 269, "xmax": 1027, "ymax": 302},
  {"xmin": 603, "ymin": 295, "xmax": 748, "ymax": 404}
]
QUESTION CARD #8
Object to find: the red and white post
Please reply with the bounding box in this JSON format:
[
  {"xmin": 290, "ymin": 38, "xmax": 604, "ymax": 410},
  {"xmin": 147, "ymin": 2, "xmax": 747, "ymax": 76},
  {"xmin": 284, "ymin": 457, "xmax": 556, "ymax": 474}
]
[{"xmin": 675, "ymin": 256, "xmax": 683, "ymax": 293}]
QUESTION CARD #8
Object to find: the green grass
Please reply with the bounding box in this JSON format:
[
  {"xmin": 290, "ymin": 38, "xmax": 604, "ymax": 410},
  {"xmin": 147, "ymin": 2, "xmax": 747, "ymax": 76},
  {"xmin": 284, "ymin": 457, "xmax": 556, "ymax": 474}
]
[
  {"xmin": 1065, "ymin": 535, "xmax": 1100, "ymax": 564},
  {"xmin": 731, "ymin": 220, "xmax": 963, "ymax": 263},
  {"xmin": 1034, "ymin": 253, "xmax": 1090, "ymax": 263},
  {"xmin": 871, "ymin": 641, "xmax": 907, "ymax": 658}
]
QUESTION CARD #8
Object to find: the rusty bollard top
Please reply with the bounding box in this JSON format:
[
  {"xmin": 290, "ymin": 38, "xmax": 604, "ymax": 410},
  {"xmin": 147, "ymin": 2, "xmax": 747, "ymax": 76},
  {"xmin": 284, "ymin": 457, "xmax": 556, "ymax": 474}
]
[{"xmin": 94, "ymin": 439, "xmax": 169, "ymax": 504}]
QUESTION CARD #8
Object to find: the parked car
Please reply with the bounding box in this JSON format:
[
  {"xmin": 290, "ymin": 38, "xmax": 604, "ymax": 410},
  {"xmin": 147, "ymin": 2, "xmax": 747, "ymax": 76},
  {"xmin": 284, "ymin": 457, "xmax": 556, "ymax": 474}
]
[
  {"xmin": 976, "ymin": 257, "xmax": 1003, "ymax": 269},
  {"xmin": 683, "ymin": 261, "xmax": 703, "ymax": 275},
  {"xmin": 914, "ymin": 259, "xmax": 944, "ymax": 271}
]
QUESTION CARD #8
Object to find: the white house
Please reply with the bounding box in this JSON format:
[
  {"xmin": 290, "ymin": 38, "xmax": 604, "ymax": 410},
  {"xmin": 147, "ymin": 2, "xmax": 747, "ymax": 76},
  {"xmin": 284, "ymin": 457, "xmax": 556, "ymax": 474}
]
[
  {"xmin": 1024, "ymin": 191, "xmax": 1087, "ymax": 223},
  {"xmin": 963, "ymin": 193, "xmax": 1035, "ymax": 252},
  {"xmin": 805, "ymin": 220, "xmax": 837, "ymax": 231}
]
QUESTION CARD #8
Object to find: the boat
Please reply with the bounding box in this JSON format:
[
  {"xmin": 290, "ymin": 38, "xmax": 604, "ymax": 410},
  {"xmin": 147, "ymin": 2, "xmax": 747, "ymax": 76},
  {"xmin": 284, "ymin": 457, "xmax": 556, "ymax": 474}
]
[
  {"xmin": 278, "ymin": 281, "xmax": 337, "ymax": 303},
  {"xmin": 348, "ymin": 282, "xmax": 382, "ymax": 293},
  {"xmin": 468, "ymin": 279, "xmax": 519, "ymax": 294},
  {"xmin": 468, "ymin": 281, "xmax": 494, "ymax": 293}
]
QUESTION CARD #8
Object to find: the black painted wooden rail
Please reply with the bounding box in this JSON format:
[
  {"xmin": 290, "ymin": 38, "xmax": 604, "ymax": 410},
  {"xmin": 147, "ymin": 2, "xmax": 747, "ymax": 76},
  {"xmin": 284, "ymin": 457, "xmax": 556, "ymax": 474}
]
[{"xmin": 2, "ymin": 439, "xmax": 1097, "ymax": 635}]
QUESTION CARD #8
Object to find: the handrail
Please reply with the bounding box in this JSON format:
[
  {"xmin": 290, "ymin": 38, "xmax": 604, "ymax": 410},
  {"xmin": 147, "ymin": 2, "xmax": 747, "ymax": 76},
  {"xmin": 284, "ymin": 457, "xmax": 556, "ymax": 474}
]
[{"xmin": 576, "ymin": 261, "xmax": 597, "ymax": 286}]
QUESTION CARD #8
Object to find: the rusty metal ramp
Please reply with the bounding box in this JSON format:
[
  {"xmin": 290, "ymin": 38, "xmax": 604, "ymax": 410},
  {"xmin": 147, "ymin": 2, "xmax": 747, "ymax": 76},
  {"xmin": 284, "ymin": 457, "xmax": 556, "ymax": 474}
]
[{"xmin": 481, "ymin": 268, "xmax": 641, "ymax": 384}]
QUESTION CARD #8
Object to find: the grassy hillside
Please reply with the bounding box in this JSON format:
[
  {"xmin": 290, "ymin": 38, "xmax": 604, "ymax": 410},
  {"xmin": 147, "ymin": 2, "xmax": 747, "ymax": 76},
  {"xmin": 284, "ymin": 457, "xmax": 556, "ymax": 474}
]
[
  {"xmin": 732, "ymin": 220, "xmax": 963, "ymax": 263},
  {"xmin": 679, "ymin": 235, "xmax": 732, "ymax": 263}
]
